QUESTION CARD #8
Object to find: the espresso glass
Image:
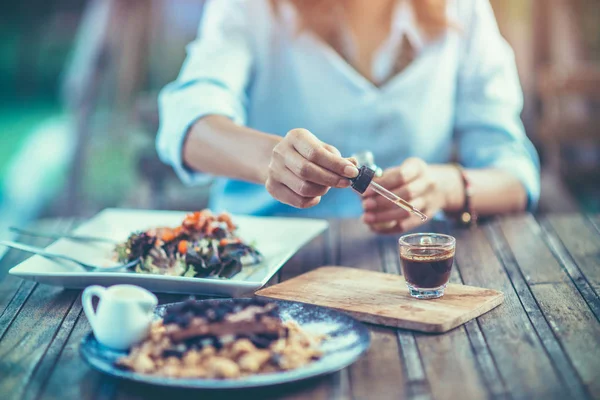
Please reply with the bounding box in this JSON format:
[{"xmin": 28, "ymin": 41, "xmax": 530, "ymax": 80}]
[{"xmin": 399, "ymin": 233, "xmax": 456, "ymax": 299}]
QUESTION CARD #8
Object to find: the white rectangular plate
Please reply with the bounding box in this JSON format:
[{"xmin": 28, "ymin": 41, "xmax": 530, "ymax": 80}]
[{"xmin": 9, "ymin": 209, "xmax": 329, "ymax": 297}]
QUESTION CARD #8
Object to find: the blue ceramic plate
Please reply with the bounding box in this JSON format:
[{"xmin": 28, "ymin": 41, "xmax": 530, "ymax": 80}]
[{"xmin": 80, "ymin": 298, "xmax": 371, "ymax": 389}]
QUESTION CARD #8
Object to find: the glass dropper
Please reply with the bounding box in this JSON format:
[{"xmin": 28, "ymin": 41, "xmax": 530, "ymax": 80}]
[
  {"xmin": 368, "ymin": 181, "xmax": 428, "ymax": 221},
  {"xmin": 349, "ymin": 166, "xmax": 428, "ymax": 222}
]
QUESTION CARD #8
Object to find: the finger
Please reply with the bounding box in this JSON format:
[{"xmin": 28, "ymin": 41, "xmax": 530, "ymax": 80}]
[
  {"xmin": 288, "ymin": 129, "xmax": 359, "ymax": 178},
  {"xmin": 322, "ymin": 143, "xmax": 342, "ymax": 157},
  {"xmin": 270, "ymin": 164, "xmax": 330, "ymax": 198},
  {"xmin": 362, "ymin": 172, "xmax": 401, "ymax": 199},
  {"xmin": 362, "ymin": 187, "xmax": 422, "ymax": 212},
  {"xmin": 362, "ymin": 197, "xmax": 426, "ymax": 223},
  {"xmin": 363, "ymin": 175, "xmax": 432, "ymax": 209},
  {"xmin": 278, "ymin": 147, "xmax": 350, "ymax": 188},
  {"xmin": 362, "ymin": 185, "xmax": 378, "ymax": 198},
  {"xmin": 364, "ymin": 178, "xmax": 432, "ymax": 209},
  {"xmin": 396, "ymin": 176, "xmax": 433, "ymax": 201},
  {"xmin": 362, "ymin": 194, "xmax": 397, "ymax": 212},
  {"xmin": 265, "ymin": 178, "xmax": 321, "ymax": 209},
  {"xmin": 373, "ymin": 158, "xmax": 426, "ymax": 188},
  {"xmin": 367, "ymin": 213, "xmax": 428, "ymax": 234},
  {"xmin": 370, "ymin": 221, "xmax": 399, "ymax": 230},
  {"xmin": 362, "ymin": 207, "xmax": 411, "ymax": 224}
]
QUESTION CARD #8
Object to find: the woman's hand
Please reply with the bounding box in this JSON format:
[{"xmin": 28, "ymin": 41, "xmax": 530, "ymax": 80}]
[
  {"xmin": 362, "ymin": 158, "xmax": 461, "ymax": 233},
  {"xmin": 266, "ymin": 128, "xmax": 359, "ymax": 208}
]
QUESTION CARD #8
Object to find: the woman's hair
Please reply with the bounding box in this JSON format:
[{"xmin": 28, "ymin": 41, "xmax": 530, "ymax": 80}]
[{"xmin": 270, "ymin": 0, "xmax": 448, "ymax": 42}]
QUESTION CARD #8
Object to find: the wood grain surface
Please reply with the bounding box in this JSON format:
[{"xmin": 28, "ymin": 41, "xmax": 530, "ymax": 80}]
[
  {"xmin": 0, "ymin": 215, "xmax": 598, "ymax": 400},
  {"xmin": 256, "ymin": 266, "xmax": 504, "ymax": 333}
]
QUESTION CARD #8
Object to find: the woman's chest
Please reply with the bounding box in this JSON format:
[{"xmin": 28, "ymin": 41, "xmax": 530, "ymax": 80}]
[{"xmin": 247, "ymin": 33, "xmax": 461, "ymax": 164}]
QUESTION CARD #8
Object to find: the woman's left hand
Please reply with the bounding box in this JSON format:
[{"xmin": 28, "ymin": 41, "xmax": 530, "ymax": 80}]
[{"xmin": 361, "ymin": 158, "xmax": 454, "ymax": 234}]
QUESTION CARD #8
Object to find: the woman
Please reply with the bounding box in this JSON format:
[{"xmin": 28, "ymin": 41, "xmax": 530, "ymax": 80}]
[{"xmin": 157, "ymin": 0, "xmax": 540, "ymax": 233}]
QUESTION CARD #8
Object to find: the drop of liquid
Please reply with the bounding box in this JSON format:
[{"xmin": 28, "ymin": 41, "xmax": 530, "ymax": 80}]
[{"xmin": 420, "ymin": 237, "xmax": 433, "ymax": 246}]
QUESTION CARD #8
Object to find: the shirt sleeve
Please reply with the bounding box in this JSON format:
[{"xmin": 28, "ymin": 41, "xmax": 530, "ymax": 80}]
[
  {"xmin": 454, "ymin": 0, "xmax": 540, "ymax": 210},
  {"xmin": 156, "ymin": 0, "xmax": 254, "ymax": 185}
]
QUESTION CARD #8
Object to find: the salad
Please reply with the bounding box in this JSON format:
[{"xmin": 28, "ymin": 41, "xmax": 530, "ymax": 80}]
[{"xmin": 115, "ymin": 210, "xmax": 262, "ymax": 279}]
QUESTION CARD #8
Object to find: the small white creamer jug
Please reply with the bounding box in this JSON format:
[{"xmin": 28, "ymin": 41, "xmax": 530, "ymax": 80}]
[{"xmin": 82, "ymin": 284, "xmax": 158, "ymax": 350}]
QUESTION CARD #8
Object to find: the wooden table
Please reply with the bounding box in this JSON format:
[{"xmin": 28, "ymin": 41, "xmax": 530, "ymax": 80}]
[{"xmin": 1, "ymin": 214, "xmax": 599, "ymax": 400}]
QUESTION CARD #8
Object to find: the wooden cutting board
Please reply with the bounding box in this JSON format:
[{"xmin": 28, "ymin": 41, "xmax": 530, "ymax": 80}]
[{"xmin": 256, "ymin": 266, "xmax": 504, "ymax": 333}]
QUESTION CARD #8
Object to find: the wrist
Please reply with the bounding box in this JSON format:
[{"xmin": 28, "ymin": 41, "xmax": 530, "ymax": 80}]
[
  {"xmin": 431, "ymin": 164, "xmax": 465, "ymax": 212},
  {"xmin": 257, "ymin": 134, "xmax": 282, "ymax": 184}
]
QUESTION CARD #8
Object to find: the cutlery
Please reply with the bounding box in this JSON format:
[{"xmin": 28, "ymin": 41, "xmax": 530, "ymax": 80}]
[
  {"xmin": 0, "ymin": 240, "xmax": 139, "ymax": 272},
  {"xmin": 9, "ymin": 227, "xmax": 118, "ymax": 244}
]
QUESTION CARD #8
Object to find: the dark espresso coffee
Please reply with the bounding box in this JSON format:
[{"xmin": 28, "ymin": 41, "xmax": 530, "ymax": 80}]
[{"xmin": 400, "ymin": 248, "xmax": 454, "ymax": 289}]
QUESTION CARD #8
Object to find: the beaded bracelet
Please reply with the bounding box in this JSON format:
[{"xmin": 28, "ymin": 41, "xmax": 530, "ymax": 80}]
[{"xmin": 454, "ymin": 164, "xmax": 477, "ymax": 228}]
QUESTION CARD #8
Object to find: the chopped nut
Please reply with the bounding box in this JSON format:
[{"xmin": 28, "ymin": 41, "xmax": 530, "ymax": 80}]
[
  {"xmin": 200, "ymin": 346, "xmax": 216, "ymax": 358},
  {"xmin": 179, "ymin": 366, "xmax": 207, "ymax": 378},
  {"xmin": 270, "ymin": 338, "xmax": 286, "ymax": 353},
  {"xmin": 183, "ymin": 350, "xmax": 201, "ymax": 366},
  {"xmin": 238, "ymin": 349, "xmax": 271, "ymax": 373},
  {"xmin": 231, "ymin": 338, "xmax": 256, "ymax": 358},
  {"xmin": 164, "ymin": 356, "xmax": 181, "ymax": 367},
  {"xmin": 132, "ymin": 354, "xmax": 155, "ymax": 373},
  {"xmin": 160, "ymin": 364, "xmax": 181, "ymax": 377},
  {"xmin": 208, "ymin": 357, "xmax": 240, "ymax": 379}
]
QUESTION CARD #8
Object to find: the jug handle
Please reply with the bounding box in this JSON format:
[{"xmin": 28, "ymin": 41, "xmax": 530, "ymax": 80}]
[{"xmin": 82, "ymin": 285, "xmax": 106, "ymax": 331}]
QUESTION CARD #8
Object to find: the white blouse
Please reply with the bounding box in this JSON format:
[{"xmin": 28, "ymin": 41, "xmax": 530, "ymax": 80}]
[{"xmin": 156, "ymin": 0, "xmax": 540, "ymax": 217}]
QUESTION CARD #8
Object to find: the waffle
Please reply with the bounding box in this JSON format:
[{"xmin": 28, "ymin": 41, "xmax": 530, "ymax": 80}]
[{"xmin": 117, "ymin": 299, "xmax": 324, "ymax": 379}]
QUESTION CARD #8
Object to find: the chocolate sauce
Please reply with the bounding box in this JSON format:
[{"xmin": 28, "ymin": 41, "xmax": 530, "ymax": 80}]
[{"xmin": 400, "ymin": 248, "xmax": 454, "ymax": 289}]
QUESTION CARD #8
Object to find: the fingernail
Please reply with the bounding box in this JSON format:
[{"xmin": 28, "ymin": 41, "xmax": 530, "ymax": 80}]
[
  {"xmin": 344, "ymin": 165, "xmax": 359, "ymax": 178},
  {"xmin": 363, "ymin": 213, "xmax": 375, "ymax": 223}
]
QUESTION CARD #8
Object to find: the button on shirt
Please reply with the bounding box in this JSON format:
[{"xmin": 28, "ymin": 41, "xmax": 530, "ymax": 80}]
[{"xmin": 156, "ymin": 0, "xmax": 540, "ymax": 218}]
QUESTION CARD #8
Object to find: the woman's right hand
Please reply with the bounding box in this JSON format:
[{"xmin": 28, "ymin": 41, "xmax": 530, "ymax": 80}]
[{"xmin": 266, "ymin": 128, "xmax": 359, "ymax": 208}]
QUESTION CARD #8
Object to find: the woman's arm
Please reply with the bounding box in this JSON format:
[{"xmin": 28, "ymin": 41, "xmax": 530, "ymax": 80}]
[
  {"xmin": 430, "ymin": 165, "xmax": 528, "ymax": 215},
  {"xmin": 452, "ymin": 0, "xmax": 540, "ymax": 210},
  {"xmin": 362, "ymin": 159, "xmax": 527, "ymax": 233},
  {"xmin": 184, "ymin": 116, "xmax": 358, "ymax": 208},
  {"xmin": 183, "ymin": 115, "xmax": 281, "ymax": 185},
  {"xmin": 158, "ymin": 0, "xmax": 358, "ymax": 208},
  {"xmin": 362, "ymin": 0, "xmax": 539, "ymax": 233},
  {"xmin": 156, "ymin": 0, "xmax": 259, "ymax": 187}
]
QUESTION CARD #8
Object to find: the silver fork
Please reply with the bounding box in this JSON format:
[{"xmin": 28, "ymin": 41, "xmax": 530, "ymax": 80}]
[
  {"xmin": 0, "ymin": 240, "xmax": 139, "ymax": 272},
  {"xmin": 9, "ymin": 226, "xmax": 118, "ymax": 244}
]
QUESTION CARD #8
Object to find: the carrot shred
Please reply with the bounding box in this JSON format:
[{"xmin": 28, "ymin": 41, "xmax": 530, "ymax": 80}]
[
  {"xmin": 161, "ymin": 229, "xmax": 175, "ymax": 242},
  {"xmin": 217, "ymin": 213, "xmax": 231, "ymax": 223},
  {"xmin": 182, "ymin": 214, "xmax": 197, "ymax": 228},
  {"xmin": 178, "ymin": 240, "xmax": 188, "ymax": 254},
  {"xmin": 219, "ymin": 238, "xmax": 241, "ymax": 247}
]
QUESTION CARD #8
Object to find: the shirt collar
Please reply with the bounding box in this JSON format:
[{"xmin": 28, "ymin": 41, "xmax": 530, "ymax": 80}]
[
  {"xmin": 279, "ymin": 0, "xmax": 426, "ymax": 51},
  {"xmin": 390, "ymin": 0, "xmax": 426, "ymax": 53}
]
